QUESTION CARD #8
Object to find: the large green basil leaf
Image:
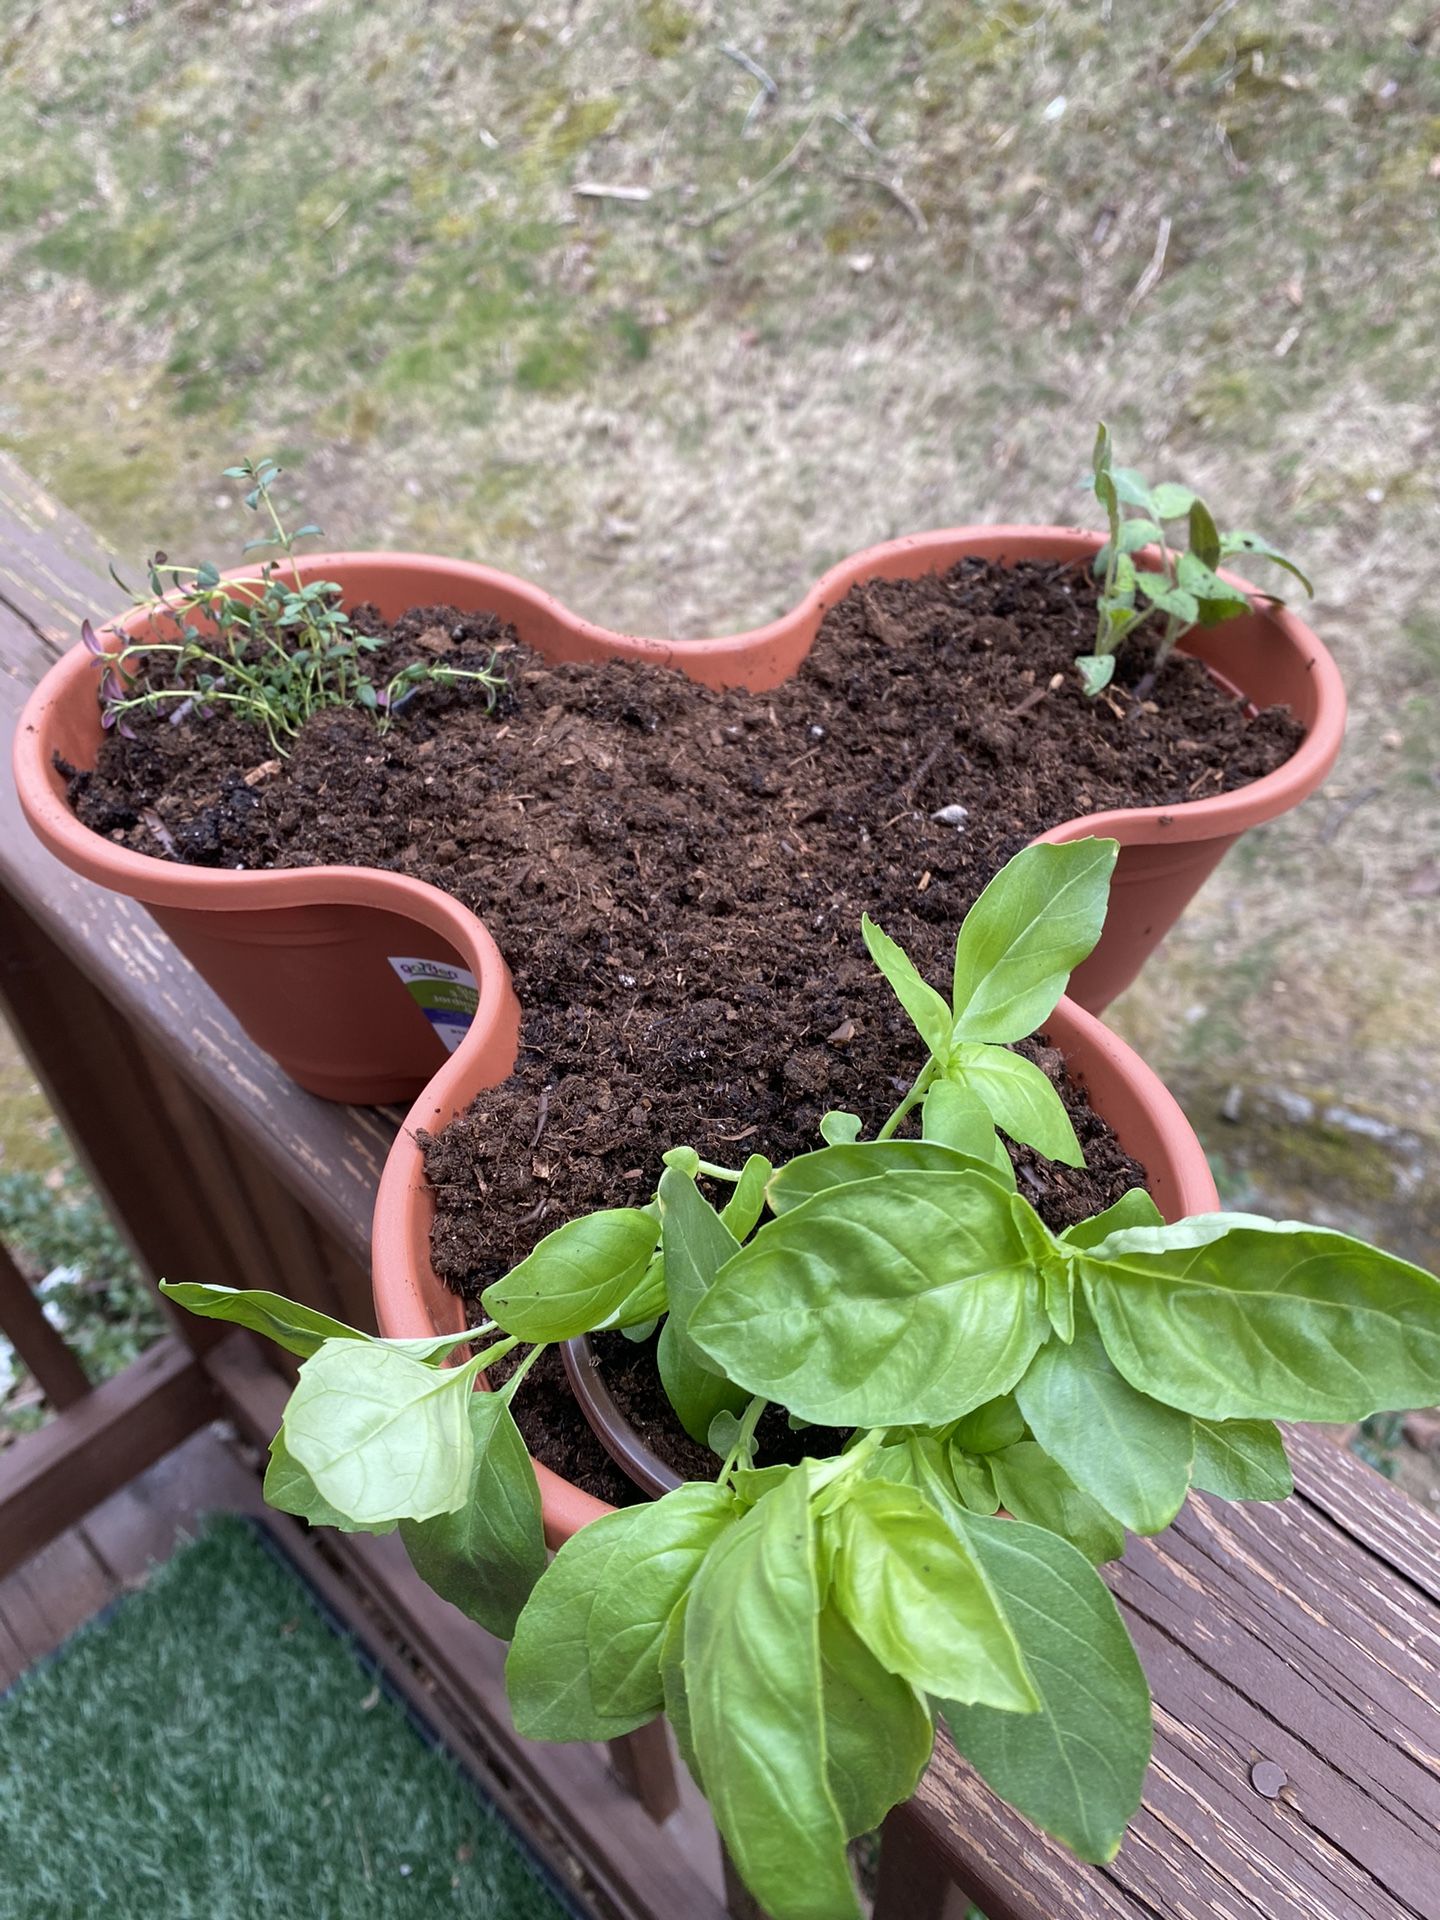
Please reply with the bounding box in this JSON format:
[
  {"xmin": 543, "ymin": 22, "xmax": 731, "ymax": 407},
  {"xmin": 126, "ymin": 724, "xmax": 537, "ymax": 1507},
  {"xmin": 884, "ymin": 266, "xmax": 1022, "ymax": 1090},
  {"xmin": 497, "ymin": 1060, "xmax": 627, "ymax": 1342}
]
[
  {"xmin": 686, "ymin": 1469, "xmax": 861, "ymax": 1920},
  {"xmin": 1015, "ymin": 1317, "xmax": 1193, "ymax": 1535},
  {"xmin": 818, "ymin": 1604, "xmax": 933, "ymax": 1838},
  {"xmin": 941, "ymin": 1511, "xmax": 1152, "ymax": 1863},
  {"xmin": 508, "ymin": 1506, "xmax": 676, "ymax": 1742},
  {"xmin": 987, "ymin": 1440, "xmax": 1127, "ymax": 1566},
  {"xmin": 264, "ymin": 1427, "xmax": 394, "ymax": 1535},
  {"xmin": 399, "ymin": 1391, "xmax": 546, "ymax": 1639},
  {"xmin": 861, "ymin": 913, "xmax": 953, "ymax": 1058},
  {"xmin": 691, "ymin": 1171, "xmax": 1049, "ymax": 1427},
  {"xmin": 950, "ymin": 839, "xmax": 1118, "ymax": 1043},
  {"xmin": 160, "ymin": 1282, "xmax": 364, "ymax": 1359},
  {"xmin": 719, "ymin": 1153, "xmax": 773, "ymax": 1240},
  {"xmin": 1059, "ymin": 1188, "xmax": 1163, "ymax": 1250},
  {"xmin": 481, "ymin": 1207, "xmax": 661, "ymax": 1341},
  {"xmin": 1190, "ymin": 1417, "xmax": 1293, "ymax": 1501},
  {"xmin": 1079, "ymin": 1214, "xmax": 1440, "ymax": 1421},
  {"xmin": 588, "ymin": 1482, "xmax": 739, "ymax": 1720},
  {"xmin": 281, "ymin": 1341, "xmax": 479, "ymax": 1527},
  {"xmin": 922, "ymin": 1080, "xmax": 1018, "ymax": 1187},
  {"xmin": 765, "ymin": 1140, "xmax": 995, "ymax": 1216},
  {"xmin": 950, "ymin": 1043, "xmax": 1084, "ymax": 1166},
  {"xmin": 656, "ymin": 1169, "xmax": 749, "ymax": 1444},
  {"xmin": 828, "ymin": 1479, "xmax": 1036, "ymax": 1710}
]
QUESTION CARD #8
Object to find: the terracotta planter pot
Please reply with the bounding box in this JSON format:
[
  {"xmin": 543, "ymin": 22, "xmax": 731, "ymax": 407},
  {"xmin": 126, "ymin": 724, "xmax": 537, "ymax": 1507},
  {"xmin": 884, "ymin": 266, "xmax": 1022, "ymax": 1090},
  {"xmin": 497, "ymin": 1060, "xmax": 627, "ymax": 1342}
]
[
  {"xmin": 372, "ymin": 991, "xmax": 1221, "ymax": 1545},
  {"xmin": 13, "ymin": 552, "xmax": 698, "ymax": 1101},
  {"xmin": 14, "ymin": 531, "xmax": 1342, "ymax": 1099}
]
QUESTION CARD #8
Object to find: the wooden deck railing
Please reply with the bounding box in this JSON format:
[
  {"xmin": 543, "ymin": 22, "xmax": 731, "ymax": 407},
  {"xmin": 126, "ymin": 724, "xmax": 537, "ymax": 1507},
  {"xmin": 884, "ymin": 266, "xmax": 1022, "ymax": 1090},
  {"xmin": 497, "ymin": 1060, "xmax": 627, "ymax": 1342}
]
[{"xmin": 1, "ymin": 451, "xmax": 1437, "ymax": 1920}]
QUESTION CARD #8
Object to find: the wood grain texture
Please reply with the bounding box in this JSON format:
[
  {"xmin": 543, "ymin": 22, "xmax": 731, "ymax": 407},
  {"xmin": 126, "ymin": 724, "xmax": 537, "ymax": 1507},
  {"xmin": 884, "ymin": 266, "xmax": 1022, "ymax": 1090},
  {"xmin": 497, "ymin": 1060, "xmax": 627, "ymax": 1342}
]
[
  {"xmin": 0, "ymin": 889, "xmax": 378, "ymax": 1346},
  {"xmin": 0, "ymin": 452, "xmax": 116, "ymax": 655},
  {"xmin": 873, "ymin": 1804, "xmax": 978, "ymax": 1920},
  {"xmin": 0, "ymin": 1602, "xmax": 27, "ymax": 1691},
  {"xmin": 0, "ymin": 1528, "xmax": 115, "ymax": 1665},
  {"xmin": 608, "ymin": 1717, "xmax": 682, "ymax": 1825},
  {"xmin": 0, "ymin": 1426, "xmax": 264, "ymax": 1682},
  {"xmin": 915, "ymin": 1461, "xmax": 1440, "ymax": 1920},
  {"xmin": 1288, "ymin": 1423, "xmax": 1440, "ymax": 1607}
]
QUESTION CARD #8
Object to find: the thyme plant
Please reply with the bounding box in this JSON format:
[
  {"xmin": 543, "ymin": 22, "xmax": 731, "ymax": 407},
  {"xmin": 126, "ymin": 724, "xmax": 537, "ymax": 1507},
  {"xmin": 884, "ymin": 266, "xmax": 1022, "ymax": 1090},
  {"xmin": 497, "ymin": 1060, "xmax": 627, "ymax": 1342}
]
[{"xmin": 84, "ymin": 457, "xmax": 505, "ymax": 753}]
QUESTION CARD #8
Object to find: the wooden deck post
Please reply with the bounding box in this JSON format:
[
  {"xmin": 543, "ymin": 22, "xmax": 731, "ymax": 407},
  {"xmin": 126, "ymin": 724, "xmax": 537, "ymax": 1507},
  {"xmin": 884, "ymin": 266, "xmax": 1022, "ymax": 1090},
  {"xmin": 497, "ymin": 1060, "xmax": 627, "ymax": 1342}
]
[
  {"xmin": 608, "ymin": 1719, "xmax": 681, "ymax": 1823},
  {"xmin": 0, "ymin": 1238, "xmax": 91, "ymax": 1410},
  {"xmin": 873, "ymin": 1803, "xmax": 972, "ymax": 1920}
]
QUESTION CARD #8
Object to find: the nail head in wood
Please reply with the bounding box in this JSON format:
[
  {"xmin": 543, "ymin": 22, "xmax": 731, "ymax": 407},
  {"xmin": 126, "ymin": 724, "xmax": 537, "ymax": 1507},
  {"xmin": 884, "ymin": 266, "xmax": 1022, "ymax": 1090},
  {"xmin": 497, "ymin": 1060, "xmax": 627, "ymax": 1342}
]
[{"xmin": 1249, "ymin": 1759, "xmax": 1288, "ymax": 1799}]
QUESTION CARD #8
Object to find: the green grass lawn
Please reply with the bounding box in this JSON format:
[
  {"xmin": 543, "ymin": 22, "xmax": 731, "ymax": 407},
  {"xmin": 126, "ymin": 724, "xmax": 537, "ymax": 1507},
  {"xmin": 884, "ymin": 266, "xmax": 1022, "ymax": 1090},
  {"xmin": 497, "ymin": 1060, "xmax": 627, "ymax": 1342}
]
[{"xmin": 0, "ymin": 1516, "xmax": 580, "ymax": 1920}]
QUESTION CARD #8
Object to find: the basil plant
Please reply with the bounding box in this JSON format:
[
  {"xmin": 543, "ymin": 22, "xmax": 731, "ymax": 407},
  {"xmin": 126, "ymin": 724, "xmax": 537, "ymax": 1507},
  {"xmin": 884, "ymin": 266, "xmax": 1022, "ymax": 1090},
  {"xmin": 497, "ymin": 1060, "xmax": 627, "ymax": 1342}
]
[{"xmin": 167, "ymin": 839, "xmax": 1440, "ymax": 1920}]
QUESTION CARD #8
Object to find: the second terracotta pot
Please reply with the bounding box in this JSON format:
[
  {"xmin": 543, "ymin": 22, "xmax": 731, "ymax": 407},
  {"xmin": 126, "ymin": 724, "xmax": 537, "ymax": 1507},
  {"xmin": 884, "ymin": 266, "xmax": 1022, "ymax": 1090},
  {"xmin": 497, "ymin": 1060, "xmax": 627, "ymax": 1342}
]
[{"xmin": 371, "ymin": 991, "xmax": 1220, "ymax": 1546}]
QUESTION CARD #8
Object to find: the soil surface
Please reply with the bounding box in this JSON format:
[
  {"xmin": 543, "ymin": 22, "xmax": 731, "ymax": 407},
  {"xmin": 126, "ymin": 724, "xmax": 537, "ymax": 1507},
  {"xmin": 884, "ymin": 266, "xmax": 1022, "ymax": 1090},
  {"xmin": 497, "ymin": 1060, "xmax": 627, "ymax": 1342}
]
[{"xmin": 68, "ymin": 560, "xmax": 1302, "ymax": 1497}]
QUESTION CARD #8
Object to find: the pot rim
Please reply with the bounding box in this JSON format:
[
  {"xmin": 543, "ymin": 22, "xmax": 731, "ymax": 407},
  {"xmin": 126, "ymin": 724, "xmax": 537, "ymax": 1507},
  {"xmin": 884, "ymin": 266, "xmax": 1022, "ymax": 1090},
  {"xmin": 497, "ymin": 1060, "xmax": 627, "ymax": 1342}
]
[
  {"xmin": 14, "ymin": 527, "xmax": 1344, "ymax": 905},
  {"xmin": 553, "ymin": 993, "xmax": 1220, "ymax": 1506},
  {"xmin": 560, "ymin": 1335, "xmax": 683, "ymax": 1500}
]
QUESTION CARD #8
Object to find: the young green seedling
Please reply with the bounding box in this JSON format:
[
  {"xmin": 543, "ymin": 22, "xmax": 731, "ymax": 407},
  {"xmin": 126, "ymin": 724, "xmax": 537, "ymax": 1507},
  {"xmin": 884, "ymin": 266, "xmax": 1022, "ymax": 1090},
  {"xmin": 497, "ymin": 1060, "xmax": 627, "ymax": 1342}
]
[
  {"xmin": 1077, "ymin": 422, "xmax": 1313, "ymax": 697},
  {"xmin": 862, "ymin": 835, "xmax": 1118, "ymax": 1166},
  {"xmin": 85, "ymin": 457, "xmax": 506, "ymax": 755}
]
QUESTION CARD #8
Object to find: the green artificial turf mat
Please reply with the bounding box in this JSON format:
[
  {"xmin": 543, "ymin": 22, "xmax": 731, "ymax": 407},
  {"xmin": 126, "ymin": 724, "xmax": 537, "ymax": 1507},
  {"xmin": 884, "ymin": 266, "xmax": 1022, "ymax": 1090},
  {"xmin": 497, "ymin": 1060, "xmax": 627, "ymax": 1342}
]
[{"xmin": 0, "ymin": 1516, "xmax": 580, "ymax": 1920}]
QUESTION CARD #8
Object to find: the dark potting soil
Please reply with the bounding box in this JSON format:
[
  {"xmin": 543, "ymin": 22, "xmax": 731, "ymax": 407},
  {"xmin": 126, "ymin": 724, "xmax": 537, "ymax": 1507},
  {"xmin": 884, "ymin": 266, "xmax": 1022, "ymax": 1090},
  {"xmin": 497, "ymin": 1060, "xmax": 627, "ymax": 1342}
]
[{"xmin": 68, "ymin": 560, "xmax": 1301, "ymax": 1498}]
